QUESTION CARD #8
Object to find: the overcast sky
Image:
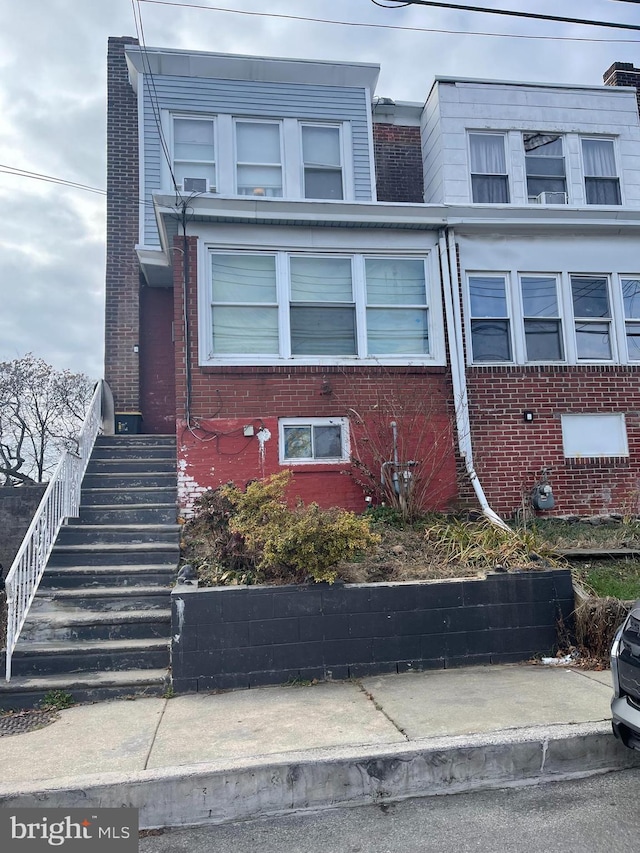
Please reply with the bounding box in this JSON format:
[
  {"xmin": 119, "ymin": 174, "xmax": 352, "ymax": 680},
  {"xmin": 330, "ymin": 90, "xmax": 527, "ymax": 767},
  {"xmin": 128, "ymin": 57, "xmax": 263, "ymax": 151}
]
[{"xmin": 1, "ymin": 0, "xmax": 639, "ymax": 379}]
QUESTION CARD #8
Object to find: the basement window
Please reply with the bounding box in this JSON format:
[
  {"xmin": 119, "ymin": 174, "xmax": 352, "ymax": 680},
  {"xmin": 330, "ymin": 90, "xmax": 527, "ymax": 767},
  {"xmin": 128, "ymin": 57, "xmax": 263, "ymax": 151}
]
[
  {"xmin": 279, "ymin": 417, "xmax": 349, "ymax": 464},
  {"xmin": 561, "ymin": 414, "xmax": 628, "ymax": 458}
]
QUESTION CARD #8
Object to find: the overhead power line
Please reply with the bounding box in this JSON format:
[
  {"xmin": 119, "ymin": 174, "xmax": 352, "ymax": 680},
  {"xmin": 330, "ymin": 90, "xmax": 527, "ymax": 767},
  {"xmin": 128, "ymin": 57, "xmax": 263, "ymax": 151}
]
[
  {"xmin": 379, "ymin": 0, "xmax": 640, "ymax": 32},
  {"xmin": 0, "ymin": 165, "xmax": 107, "ymax": 196},
  {"xmin": 136, "ymin": 0, "xmax": 640, "ymax": 43}
]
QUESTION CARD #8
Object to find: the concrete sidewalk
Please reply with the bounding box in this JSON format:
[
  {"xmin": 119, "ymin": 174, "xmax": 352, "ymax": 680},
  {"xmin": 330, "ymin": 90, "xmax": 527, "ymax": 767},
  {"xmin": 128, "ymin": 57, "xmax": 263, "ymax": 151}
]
[{"xmin": 0, "ymin": 664, "xmax": 639, "ymax": 828}]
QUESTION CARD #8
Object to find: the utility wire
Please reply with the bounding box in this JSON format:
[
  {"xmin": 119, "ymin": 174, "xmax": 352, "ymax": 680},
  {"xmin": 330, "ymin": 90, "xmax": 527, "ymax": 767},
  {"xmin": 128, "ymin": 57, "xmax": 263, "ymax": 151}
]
[
  {"xmin": 379, "ymin": 0, "xmax": 640, "ymax": 32},
  {"xmin": 0, "ymin": 165, "xmax": 107, "ymax": 196},
  {"xmin": 136, "ymin": 0, "xmax": 640, "ymax": 43}
]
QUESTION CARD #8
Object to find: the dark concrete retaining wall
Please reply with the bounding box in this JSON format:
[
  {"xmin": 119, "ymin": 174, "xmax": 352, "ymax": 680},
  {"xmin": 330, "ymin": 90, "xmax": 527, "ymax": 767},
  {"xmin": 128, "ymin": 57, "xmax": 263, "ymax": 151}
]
[
  {"xmin": 0, "ymin": 486, "xmax": 47, "ymax": 578},
  {"xmin": 170, "ymin": 570, "xmax": 574, "ymax": 693}
]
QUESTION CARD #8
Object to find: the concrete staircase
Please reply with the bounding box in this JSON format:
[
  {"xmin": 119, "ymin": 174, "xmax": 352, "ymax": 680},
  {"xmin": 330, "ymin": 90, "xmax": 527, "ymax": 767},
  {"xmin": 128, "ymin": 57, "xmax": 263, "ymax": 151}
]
[{"xmin": 0, "ymin": 435, "xmax": 179, "ymax": 710}]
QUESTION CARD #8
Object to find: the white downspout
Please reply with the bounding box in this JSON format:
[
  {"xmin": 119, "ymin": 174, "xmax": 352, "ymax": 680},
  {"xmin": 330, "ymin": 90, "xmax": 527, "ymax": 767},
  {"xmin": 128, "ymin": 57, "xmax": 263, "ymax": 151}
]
[{"xmin": 439, "ymin": 228, "xmax": 510, "ymax": 532}]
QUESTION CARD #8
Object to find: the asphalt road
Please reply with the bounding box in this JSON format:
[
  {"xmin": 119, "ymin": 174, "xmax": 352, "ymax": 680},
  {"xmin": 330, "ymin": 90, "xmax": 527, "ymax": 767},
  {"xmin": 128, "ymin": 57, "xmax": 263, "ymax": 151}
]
[{"xmin": 139, "ymin": 768, "xmax": 640, "ymax": 853}]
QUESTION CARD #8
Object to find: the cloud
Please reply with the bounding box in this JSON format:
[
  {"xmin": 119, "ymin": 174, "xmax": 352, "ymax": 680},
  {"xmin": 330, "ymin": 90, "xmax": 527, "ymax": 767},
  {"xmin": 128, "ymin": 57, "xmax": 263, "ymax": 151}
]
[{"xmin": 0, "ymin": 0, "xmax": 639, "ymax": 377}]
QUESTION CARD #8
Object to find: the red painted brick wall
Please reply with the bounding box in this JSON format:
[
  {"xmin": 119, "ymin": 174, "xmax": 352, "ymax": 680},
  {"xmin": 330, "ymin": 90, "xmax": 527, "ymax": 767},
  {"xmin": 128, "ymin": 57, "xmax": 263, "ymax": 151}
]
[
  {"xmin": 173, "ymin": 236, "xmax": 458, "ymax": 514},
  {"xmin": 373, "ymin": 124, "xmax": 424, "ymax": 203},
  {"xmin": 465, "ymin": 366, "xmax": 640, "ymax": 517},
  {"xmin": 139, "ymin": 285, "xmax": 176, "ymax": 434},
  {"xmin": 105, "ymin": 36, "xmax": 141, "ymax": 413}
]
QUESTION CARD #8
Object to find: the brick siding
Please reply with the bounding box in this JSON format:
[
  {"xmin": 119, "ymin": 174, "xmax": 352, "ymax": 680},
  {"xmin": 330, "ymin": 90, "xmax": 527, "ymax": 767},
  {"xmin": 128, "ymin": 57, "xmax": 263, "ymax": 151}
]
[
  {"xmin": 105, "ymin": 36, "xmax": 141, "ymax": 413},
  {"xmin": 172, "ymin": 236, "xmax": 458, "ymax": 514},
  {"xmin": 603, "ymin": 62, "xmax": 640, "ymax": 114},
  {"xmin": 373, "ymin": 123, "xmax": 424, "ymax": 202},
  {"xmin": 464, "ymin": 366, "xmax": 640, "ymax": 517}
]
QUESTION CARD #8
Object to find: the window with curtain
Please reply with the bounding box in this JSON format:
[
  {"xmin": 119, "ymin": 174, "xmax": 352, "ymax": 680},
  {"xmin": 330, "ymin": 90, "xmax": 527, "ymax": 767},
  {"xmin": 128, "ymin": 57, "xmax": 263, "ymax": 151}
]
[
  {"xmin": 469, "ymin": 133, "xmax": 509, "ymax": 203},
  {"xmin": 621, "ymin": 278, "xmax": 640, "ymax": 361},
  {"xmin": 235, "ymin": 121, "xmax": 283, "ymax": 197},
  {"xmin": 365, "ymin": 258, "xmax": 429, "ymax": 355},
  {"xmin": 520, "ymin": 276, "xmax": 564, "ymax": 361},
  {"xmin": 210, "ymin": 254, "xmax": 279, "ymax": 354},
  {"xmin": 570, "ymin": 275, "xmax": 612, "ymax": 360},
  {"xmin": 173, "ymin": 117, "xmax": 216, "ymax": 192},
  {"xmin": 301, "ymin": 125, "xmax": 343, "ymax": 200},
  {"xmin": 524, "ymin": 133, "xmax": 566, "ymax": 203},
  {"xmin": 581, "ymin": 138, "xmax": 621, "ymax": 205},
  {"xmin": 289, "ymin": 256, "xmax": 356, "ymax": 355},
  {"xmin": 468, "ymin": 275, "xmax": 512, "ymax": 362}
]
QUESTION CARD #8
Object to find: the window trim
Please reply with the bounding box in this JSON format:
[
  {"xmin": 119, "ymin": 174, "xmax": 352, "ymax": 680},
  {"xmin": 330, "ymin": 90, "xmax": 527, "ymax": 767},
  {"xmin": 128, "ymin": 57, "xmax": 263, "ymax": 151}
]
[
  {"xmin": 199, "ymin": 246, "xmax": 444, "ymax": 367},
  {"xmin": 279, "ymin": 417, "xmax": 350, "ymax": 465},
  {"xmin": 468, "ymin": 132, "xmax": 510, "ymax": 204},
  {"xmin": 580, "ymin": 136, "xmax": 622, "ymax": 206},
  {"xmin": 171, "ymin": 114, "xmax": 217, "ymax": 193},
  {"xmin": 465, "ymin": 270, "xmax": 632, "ymax": 366}
]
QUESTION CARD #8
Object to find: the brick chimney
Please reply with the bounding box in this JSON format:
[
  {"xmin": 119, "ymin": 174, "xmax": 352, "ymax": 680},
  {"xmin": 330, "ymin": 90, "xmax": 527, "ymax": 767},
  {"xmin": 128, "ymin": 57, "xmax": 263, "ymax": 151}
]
[
  {"xmin": 105, "ymin": 36, "xmax": 141, "ymax": 415},
  {"xmin": 603, "ymin": 62, "xmax": 640, "ymax": 115}
]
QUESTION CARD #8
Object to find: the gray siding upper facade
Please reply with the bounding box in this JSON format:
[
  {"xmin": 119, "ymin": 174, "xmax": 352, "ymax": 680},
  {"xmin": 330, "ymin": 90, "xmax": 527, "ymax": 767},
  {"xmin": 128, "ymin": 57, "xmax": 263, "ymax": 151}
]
[{"xmin": 129, "ymin": 48, "xmax": 378, "ymax": 248}]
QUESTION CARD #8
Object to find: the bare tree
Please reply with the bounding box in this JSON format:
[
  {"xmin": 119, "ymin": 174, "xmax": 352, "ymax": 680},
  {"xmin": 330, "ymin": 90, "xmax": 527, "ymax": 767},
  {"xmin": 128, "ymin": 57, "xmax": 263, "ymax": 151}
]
[
  {"xmin": 0, "ymin": 355, "xmax": 93, "ymax": 486},
  {"xmin": 335, "ymin": 370, "xmax": 457, "ymax": 523}
]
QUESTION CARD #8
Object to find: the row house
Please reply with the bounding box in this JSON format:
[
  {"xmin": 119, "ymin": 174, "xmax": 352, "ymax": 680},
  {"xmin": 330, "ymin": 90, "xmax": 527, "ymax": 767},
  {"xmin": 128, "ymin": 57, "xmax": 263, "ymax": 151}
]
[{"xmin": 106, "ymin": 36, "xmax": 640, "ymax": 518}]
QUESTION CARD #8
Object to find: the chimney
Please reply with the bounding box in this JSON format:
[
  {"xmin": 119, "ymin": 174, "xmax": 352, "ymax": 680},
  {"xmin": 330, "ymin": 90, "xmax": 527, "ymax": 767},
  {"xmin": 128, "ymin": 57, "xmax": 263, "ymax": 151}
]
[{"xmin": 603, "ymin": 62, "xmax": 640, "ymax": 115}]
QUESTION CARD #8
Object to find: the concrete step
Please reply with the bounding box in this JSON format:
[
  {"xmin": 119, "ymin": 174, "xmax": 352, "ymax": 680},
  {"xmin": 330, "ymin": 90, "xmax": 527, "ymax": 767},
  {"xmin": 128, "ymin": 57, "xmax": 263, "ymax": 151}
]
[
  {"xmin": 10, "ymin": 638, "xmax": 170, "ymax": 678},
  {"xmin": 81, "ymin": 472, "xmax": 177, "ymax": 490},
  {"xmin": 32, "ymin": 586, "xmax": 171, "ymax": 614},
  {"xmin": 86, "ymin": 459, "xmax": 176, "ymax": 475},
  {"xmin": 91, "ymin": 446, "xmax": 177, "ymax": 461},
  {"xmin": 19, "ymin": 609, "xmax": 172, "ymax": 643},
  {"xmin": 80, "ymin": 486, "xmax": 177, "ymax": 506},
  {"xmin": 40, "ymin": 564, "xmax": 177, "ymax": 589},
  {"xmin": 56, "ymin": 524, "xmax": 180, "ymax": 546},
  {"xmin": 0, "ymin": 668, "xmax": 170, "ymax": 711},
  {"xmin": 95, "ymin": 435, "xmax": 175, "ymax": 448},
  {"xmin": 78, "ymin": 504, "xmax": 178, "ymax": 525},
  {"xmin": 47, "ymin": 544, "xmax": 179, "ymax": 568}
]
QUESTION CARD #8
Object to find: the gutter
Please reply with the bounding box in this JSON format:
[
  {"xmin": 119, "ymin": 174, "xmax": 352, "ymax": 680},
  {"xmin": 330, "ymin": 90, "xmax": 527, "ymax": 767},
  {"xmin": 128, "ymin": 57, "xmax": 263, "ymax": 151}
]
[{"xmin": 438, "ymin": 228, "xmax": 510, "ymax": 532}]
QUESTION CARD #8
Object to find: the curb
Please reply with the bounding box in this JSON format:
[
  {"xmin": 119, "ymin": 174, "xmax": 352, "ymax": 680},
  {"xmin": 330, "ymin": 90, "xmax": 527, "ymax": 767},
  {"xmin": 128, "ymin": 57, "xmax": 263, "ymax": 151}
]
[{"xmin": 1, "ymin": 722, "xmax": 638, "ymax": 829}]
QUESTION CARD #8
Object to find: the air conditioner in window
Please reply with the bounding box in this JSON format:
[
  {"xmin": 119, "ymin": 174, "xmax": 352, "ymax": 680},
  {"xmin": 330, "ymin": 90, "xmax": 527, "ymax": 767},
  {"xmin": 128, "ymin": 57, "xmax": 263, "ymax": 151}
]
[
  {"xmin": 529, "ymin": 191, "xmax": 568, "ymax": 205},
  {"xmin": 182, "ymin": 177, "xmax": 214, "ymax": 193}
]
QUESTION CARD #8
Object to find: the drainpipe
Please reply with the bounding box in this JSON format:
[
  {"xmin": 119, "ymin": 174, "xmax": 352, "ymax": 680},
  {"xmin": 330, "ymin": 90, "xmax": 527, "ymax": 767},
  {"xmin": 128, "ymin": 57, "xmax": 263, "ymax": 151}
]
[{"xmin": 438, "ymin": 228, "xmax": 511, "ymax": 532}]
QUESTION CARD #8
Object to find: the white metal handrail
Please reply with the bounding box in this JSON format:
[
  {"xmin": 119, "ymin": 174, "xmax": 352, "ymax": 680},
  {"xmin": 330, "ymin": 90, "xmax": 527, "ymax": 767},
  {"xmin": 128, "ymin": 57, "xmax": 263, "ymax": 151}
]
[{"xmin": 4, "ymin": 380, "xmax": 107, "ymax": 681}]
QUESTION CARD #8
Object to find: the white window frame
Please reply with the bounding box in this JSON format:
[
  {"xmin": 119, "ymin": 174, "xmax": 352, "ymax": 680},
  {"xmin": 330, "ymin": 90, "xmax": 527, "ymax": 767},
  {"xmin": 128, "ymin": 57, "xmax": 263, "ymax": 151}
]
[
  {"xmin": 279, "ymin": 417, "xmax": 350, "ymax": 465},
  {"xmin": 233, "ymin": 117, "xmax": 284, "ymax": 198},
  {"xmin": 163, "ymin": 112, "xmax": 355, "ymax": 201},
  {"xmin": 468, "ymin": 132, "xmax": 510, "ymax": 204},
  {"xmin": 199, "ymin": 247, "xmax": 443, "ymax": 367},
  {"xmin": 561, "ymin": 414, "xmax": 628, "ymax": 459},
  {"xmin": 523, "ymin": 133, "xmax": 567, "ymax": 204},
  {"xmin": 580, "ymin": 136, "xmax": 622, "ymax": 206},
  {"xmin": 299, "ymin": 122, "xmax": 345, "ymax": 201},
  {"xmin": 466, "ymin": 271, "xmax": 625, "ymax": 366},
  {"xmin": 170, "ymin": 114, "xmax": 217, "ymax": 194}
]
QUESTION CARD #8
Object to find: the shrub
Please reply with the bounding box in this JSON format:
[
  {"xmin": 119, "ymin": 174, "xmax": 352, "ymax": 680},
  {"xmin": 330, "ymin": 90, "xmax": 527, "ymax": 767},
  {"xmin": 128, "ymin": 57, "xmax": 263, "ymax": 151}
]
[{"xmin": 222, "ymin": 471, "xmax": 380, "ymax": 584}]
